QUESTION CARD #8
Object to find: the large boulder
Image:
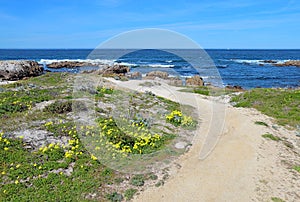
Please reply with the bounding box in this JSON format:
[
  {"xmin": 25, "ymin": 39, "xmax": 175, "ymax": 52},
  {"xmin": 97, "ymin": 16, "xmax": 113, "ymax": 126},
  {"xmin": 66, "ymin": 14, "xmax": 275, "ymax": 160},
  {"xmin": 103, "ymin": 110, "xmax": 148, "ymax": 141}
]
[
  {"xmin": 0, "ymin": 60, "xmax": 43, "ymax": 81},
  {"xmin": 144, "ymin": 71, "xmax": 169, "ymax": 79},
  {"xmin": 97, "ymin": 64, "xmax": 130, "ymax": 76},
  {"xmin": 47, "ymin": 61, "xmax": 95, "ymax": 69},
  {"xmin": 126, "ymin": 71, "xmax": 142, "ymax": 79},
  {"xmin": 186, "ymin": 75, "xmax": 204, "ymax": 86}
]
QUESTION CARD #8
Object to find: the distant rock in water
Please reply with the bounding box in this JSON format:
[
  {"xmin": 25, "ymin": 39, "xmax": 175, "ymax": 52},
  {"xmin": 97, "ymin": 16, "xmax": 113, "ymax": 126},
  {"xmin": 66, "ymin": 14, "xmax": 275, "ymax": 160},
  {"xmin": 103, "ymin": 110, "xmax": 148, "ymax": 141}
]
[
  {"xmin": 0, "ymin": 60, "xmax": 43, "ymax": 81},
  {"xmin": 260, "ymin": 60, "xmax": 277, "ymax": 64},
  {"xmin": 274, "ymin": 60, "xmax": 300, "ymax": 67},
  {"xmin": 47, "ymin": 61, "xmax": 96, "ymax": 68},
  {"xmin": 186, "ymin": 75, "xmax": 204, "ymax": 86},
  {"xmin": 96, "ymin": 64, "xmax": 130, "ymax": 76}
]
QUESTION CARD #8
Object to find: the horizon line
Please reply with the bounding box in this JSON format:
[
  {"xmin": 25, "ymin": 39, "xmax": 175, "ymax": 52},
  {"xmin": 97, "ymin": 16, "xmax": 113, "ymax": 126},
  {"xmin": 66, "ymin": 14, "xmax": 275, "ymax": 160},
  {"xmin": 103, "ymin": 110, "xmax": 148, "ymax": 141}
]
[{"xmin": 0, "ymin": 48, "xmax": 300, "ymax": 50}]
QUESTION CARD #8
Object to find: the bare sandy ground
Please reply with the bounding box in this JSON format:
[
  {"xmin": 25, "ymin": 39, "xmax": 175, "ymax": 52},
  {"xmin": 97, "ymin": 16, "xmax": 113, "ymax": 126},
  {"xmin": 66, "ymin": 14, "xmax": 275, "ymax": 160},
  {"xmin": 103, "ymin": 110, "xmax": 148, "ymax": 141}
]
[{"xmin": 108, "ymin": 78, "xmax": 300, "ymax": 202}]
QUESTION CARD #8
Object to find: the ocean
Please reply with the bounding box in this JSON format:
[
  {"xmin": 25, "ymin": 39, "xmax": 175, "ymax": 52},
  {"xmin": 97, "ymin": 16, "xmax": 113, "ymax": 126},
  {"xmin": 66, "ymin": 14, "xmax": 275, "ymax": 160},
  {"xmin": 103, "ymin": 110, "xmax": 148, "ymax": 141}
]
[{"xmin": 0, "ymin": 49, "xmax": 299, "ymax": 89}]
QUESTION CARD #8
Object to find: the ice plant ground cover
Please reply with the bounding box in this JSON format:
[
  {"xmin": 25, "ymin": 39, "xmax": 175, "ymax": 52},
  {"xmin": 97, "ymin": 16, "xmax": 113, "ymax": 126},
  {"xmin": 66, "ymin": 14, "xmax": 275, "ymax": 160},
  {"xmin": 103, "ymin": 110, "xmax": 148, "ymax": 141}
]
[{"xmin": 0, "ymin": 72, "xmax": 198, "ymax": 201}]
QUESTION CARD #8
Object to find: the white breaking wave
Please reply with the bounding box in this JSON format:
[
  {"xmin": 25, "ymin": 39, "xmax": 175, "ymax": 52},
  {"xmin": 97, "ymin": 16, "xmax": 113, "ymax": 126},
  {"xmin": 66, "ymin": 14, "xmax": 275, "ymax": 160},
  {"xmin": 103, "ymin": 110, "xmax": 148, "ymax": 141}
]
[
  {"xmin": 114, "ymin": 62, "xmax": 138, "ymax": 67},
  {"xmin": 148, "ymin": 64, "xmax": 175, "ymax": 68},
  {"xmin": 230, "ymin": 59, "xmax": 294, "ymax": 65},
  {"xmin": 38, "ymin": 59, "xmax": 115, "ymax": 65}
]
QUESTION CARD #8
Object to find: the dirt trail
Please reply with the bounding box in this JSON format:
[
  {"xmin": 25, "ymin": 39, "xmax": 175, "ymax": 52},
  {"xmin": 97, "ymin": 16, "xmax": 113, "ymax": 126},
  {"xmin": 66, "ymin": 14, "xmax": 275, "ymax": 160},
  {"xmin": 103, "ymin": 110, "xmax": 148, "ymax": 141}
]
[{"xmin": 109, "ymin": 79, "xmax": 300, "ymax": 202}]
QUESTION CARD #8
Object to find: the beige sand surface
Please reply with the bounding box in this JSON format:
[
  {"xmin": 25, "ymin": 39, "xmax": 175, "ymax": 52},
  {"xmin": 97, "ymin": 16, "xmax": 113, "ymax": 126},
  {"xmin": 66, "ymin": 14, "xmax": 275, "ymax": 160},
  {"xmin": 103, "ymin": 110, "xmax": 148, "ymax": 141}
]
[{"xmin": 108, "ymin": 78, "xmax": 300, "ymax": 202}]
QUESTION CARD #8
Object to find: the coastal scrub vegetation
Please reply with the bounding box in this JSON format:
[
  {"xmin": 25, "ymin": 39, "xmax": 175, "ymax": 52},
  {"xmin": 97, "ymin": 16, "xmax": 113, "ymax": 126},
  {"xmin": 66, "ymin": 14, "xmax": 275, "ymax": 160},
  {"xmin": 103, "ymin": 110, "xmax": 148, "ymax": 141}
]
[
  {"xmin": 231, "ymin": 88, "xmax": 300, "ymax": 128},
  {"xmin": 0, "ymin": 72, "xmax": 198, "ymax": 201}
]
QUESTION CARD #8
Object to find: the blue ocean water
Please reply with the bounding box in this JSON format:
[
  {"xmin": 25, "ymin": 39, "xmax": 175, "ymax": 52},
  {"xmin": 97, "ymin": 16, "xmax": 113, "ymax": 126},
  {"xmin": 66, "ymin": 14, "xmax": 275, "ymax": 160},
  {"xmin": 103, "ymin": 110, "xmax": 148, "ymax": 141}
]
[{"xmin": 0, "ymin": 49, "xmax": 299, "ymax": 89}]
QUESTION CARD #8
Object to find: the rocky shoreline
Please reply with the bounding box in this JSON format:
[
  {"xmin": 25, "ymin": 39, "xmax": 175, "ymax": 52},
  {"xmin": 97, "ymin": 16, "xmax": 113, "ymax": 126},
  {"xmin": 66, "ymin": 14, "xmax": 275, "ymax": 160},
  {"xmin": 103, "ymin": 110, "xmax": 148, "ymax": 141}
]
[
  {"xmin": 0, "ymin": 60, "xmax": 206, "ymax": 87},
  {"xmin": 0, "ymin": 60, "xmax": 43, "ymax": 81},
  {"xmin": 2, "ymin": 59, "xmax": 300, "ymax": 87}
]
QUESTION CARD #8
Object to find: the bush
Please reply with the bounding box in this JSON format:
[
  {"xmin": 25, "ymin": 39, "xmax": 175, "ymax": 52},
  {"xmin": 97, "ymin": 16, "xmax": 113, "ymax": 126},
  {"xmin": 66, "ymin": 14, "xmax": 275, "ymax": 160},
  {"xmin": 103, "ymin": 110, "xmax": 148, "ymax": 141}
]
[{"xmin": 44, "ymin": 100, "xmax": 72, "ymax": 114}]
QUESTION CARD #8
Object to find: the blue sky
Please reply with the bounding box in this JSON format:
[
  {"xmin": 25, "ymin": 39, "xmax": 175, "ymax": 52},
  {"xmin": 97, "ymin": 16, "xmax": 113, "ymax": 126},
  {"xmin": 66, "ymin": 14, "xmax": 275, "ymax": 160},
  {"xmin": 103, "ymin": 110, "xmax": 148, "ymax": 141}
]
[{"xmin": 0, "ymin": 0, "xmax": 299, "ymax": 49}]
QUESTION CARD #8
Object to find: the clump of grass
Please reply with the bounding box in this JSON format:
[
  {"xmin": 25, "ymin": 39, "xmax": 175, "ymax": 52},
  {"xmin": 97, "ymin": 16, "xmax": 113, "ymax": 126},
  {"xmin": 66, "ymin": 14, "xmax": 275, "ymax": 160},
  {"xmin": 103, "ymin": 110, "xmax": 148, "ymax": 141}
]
[
  {"xmin": 106, "ymin": 192, "xmax": 123, "ymax": 202},
  {"xmin": 149, "ymin": 173, "xmax": 158, "ymax": 180},
  {"xmin": 262, "ymin": 133, "xmax": 281, "ymax": 141},
  {"xmin": 130, "ymin": 174, "xmax": 145, "ymax": 186},
  {"xmin": 293, "ymin": 165, "xmax": 300, "ymax": 173},
  {"xmin": 231, "ymin": 88, "xmax": 300, "ymax": 127},
  {"xmin": 271, "ymin": 197, "xmax": 285, "ymax": 202},
  {"xmin": 155, "ymin": 180, "xmax": 164, "ymax": 187},
  {"xmin": 255, "ymin": 121, "xmax": 269, "ymax": 127},
  {"xmin": 124, "ymin": 188, "xmax": 138, "ymax": 200},
  {"xmin": 180, "ymin": 87, "xmax": 209, "ymax": 96}
]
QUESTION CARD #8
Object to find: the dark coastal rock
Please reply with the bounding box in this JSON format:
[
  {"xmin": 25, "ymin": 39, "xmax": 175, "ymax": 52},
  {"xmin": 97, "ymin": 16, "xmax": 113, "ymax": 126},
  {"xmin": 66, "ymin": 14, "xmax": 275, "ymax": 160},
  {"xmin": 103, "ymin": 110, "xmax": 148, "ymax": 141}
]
[
  {"xmin": 47, "ymin": 61, "xmax": 95, "ymax": 69},
  {"xmin": 126, "ymin": 72, "xmax": 142, "ymax": 79},
  {"xmin": 260, "ymin": 60, "xmax": 277, "ymax": 64},
  {"xmin": 96, "ymin": 64, "xmax": 130, "ymax": 76},
  {"xmin": 144, "ymin": 71, "xmax": 169, "ymax": 79},
  {"xmin": 186, "ymin": 75, "xmax": 204, "ymax": 86},
  {"xmin": 274, "ymin": 60, "xmax": 300, "ymax": 67},
  {"xmin": 225, "ymin": 85, "xmax": 244, "ymax": 91},
  {"xmin": 0, "ymin": 60, "xmax": 43, "ymax": 81}
]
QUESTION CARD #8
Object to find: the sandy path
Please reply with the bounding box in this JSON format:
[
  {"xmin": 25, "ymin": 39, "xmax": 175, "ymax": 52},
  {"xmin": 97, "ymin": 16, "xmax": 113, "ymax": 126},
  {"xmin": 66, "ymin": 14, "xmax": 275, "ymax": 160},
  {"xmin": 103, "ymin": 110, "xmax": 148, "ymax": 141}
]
[{"xmin": 108, "ymin": 79, "xmax": 300, "ymax": 202}]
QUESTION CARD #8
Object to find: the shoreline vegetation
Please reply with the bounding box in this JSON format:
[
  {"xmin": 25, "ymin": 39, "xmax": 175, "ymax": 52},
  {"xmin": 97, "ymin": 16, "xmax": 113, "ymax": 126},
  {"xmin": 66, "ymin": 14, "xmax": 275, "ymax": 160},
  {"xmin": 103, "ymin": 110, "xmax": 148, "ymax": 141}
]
[{"xmin": 0, "ymin": 61, "xmax": 299, "ymax": 201}]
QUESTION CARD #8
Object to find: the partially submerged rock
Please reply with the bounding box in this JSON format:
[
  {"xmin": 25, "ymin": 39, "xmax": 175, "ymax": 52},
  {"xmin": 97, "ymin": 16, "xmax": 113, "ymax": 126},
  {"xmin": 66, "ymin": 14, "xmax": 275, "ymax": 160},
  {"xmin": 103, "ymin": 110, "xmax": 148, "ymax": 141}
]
[
  {"xmin": 260, "ymin": 60, "xmax": 277, "ymax": 64},
  {"xmin": 47, "ymin": 61, "xmax": 95, "ymax": 69},
  {"xmin": 275, "ymin": 60, "xmax": 300, "ymax": 67},
  {"xmin": 0, "ymin": 60, "xmax": 43, "ymax": 81}
]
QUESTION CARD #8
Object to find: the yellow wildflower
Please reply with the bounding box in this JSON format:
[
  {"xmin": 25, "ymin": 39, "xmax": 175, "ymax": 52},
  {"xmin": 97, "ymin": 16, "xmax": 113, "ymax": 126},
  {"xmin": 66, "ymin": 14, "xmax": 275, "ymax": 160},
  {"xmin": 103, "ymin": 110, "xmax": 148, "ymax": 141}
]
[{"xmin": 91, "ymin": 154, "xmax": 97, "ymax": 161}]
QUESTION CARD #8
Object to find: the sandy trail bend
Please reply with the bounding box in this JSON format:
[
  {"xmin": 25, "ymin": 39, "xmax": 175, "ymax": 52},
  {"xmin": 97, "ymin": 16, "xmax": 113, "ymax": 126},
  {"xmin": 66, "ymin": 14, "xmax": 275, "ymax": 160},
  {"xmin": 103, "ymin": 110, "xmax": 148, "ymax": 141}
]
[{"xmin": 108, "ymin": 79, "xmax": 300, "ymax": 202}]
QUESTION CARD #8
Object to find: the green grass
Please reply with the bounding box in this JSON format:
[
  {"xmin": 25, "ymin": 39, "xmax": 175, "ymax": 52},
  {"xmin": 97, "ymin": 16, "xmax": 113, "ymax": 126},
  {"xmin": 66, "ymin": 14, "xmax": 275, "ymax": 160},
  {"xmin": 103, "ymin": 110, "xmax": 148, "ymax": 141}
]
[
  {"xmin": 255, "ymin": 121, "xmax": 269, "ymax": 127},
  {"xmin": 262, "ymin": 133, "xmax": 281, "ymax": 141},
  {"xmin": 293, "ymin": 165, "xmax": 300, "ymax": 173},
  {"xmin": 179, "ymin": 86, "xmax": 243, "ymax": 96},
  {"xmin": 231, "ymin": 88, "xmax": 300, "ymax": 127},
  {"xmin": 271, "ymin": 197, "xmax": 285, "ymax": 202}
]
